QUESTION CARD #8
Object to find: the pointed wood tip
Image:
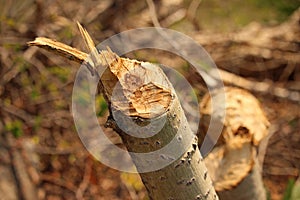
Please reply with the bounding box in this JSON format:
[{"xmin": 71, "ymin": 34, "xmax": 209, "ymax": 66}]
[{"xmin": 76, "ymin": 22, "xmax": 96, "ymax": 53}]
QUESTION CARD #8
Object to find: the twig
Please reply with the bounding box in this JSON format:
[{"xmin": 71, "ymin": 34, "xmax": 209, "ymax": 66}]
[
  {"xmin": 279, "ymin": 61, "xmax": 296, "ymax": 82},
  {"xmin": 76, "ymin": 157, "xmax": 93, "ymax": 200},
  {"xmin": 1, "ymin": 60, "xmax": 22, "ymax": 86},
  {"xmin": 145, "ymin": 0, "xmax": 161, "ymax": 28},
  {"xmin": 6, "ymin": 134, "xmax": 38, "ymax": 200},
  {"xmin": 40, "ymin": 174, "xmax": 77, "ymax": 194},
  {"xmin": 161, "ymin": 8, "xmax": 186, "ymax": 28},
  {"xmin": 0, "ymin": 102, "xmax": 35, "ymax": 125},
  {"xmin": 187, "ymin": 0, "xmax": 202, "ymax": 21}
]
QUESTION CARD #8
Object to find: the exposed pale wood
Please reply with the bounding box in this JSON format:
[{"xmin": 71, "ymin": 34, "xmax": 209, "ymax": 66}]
[
  {"xmin": 199, "ymin": 87, "xmax": 269, "ymax": 200},
  {"xmin": 199, "ymin": 87, "xmax": 270, "ymax": 147},
  {"xmin": 27, "ymin": 37, "xmax": 87, "ymax": 63}
]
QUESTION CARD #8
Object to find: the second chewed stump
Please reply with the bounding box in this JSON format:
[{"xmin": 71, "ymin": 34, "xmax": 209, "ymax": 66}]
[{"xmin": 198, "ymin": 87, "xmax": 270, "ymax": 200}]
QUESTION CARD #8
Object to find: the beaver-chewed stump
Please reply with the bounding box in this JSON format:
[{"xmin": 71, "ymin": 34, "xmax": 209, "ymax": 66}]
[
  {"xmin": 28, "ymin": 23, "xmax": 220, "ymax": 200},
  {"xmin": 198, "ymin": 87, "xmax": 270, "ymax": 200}
]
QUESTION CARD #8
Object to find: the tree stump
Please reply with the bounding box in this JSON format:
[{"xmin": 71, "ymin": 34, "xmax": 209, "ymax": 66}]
[{"xmin": 198, "ymin": 87, "xmax": 270, "ymax": 200}]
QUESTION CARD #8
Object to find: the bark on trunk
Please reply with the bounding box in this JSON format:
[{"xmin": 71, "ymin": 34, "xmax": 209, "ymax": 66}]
[{"xmin": 112, "ymin": 85, "xmax": 216, "ymax": 200}]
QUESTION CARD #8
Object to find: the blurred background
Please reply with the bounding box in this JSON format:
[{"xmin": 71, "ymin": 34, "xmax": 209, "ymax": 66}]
[{"xmin": 0, "ymin": 0, "xmax": 299, "ymax": 199}]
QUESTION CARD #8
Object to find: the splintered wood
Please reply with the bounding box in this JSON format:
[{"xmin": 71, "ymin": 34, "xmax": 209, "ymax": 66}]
[
  {"xmin": 103, "ymin": 56, "xmax": 173, "ymax": 118},
  {"xmin": 28, "ymin": 37, "xmax": 88, "ymax": 63},
  {"xmin": 199, "ymin": 87, "xmax": 270, "ymax": 147},
  {"xmin": 28, "ymin": 24, "xmax": 173, "ymax": 119}
]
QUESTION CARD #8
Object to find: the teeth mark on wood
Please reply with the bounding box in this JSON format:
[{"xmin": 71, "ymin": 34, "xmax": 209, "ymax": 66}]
[
  {"xmin": 186, "ymin": 177, "xmax": 196, "ymax": 186},
  {"xmin": 155, "ymin": 140, "xmax": 161, "ymax": 145}
]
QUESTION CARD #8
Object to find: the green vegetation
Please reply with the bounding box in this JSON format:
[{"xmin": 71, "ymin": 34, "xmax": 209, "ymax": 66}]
[
  {"xmin": 283, "ymin": 179, "xmax": 300, "ymax": 200},
  {"xmin": 283, "ymin": 179, "xmax": 295, "ymax": 200},
  {"xmin": 291, "ymin": 180, "xmax": 300, "ymax": 200},
  {"xmin": 193, "ymin": 0, "xmax": 299, "ymax": 32},
  {"xmin": 5, "ymin": 120, "xmax": 24, "ymax": 138},
  {"xmin": 95, "ymin": 95, "xmax": 108, "ymax": 117},
  {"xmin": 49, "ymin": 66, "xmax": 70, "ymax": 83}
]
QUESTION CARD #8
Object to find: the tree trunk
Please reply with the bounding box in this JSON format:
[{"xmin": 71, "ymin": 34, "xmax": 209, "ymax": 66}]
[
  {"xmin": 28, "ymin": 23, "xmax": 219, "ymax": 200},
  {"xmin": 199, "ymin": 87, "xmax": 270, "ymax": 200},
  {"xmin": 112, "ymin": 85, "xmax": 216, "ymax": 200}
]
